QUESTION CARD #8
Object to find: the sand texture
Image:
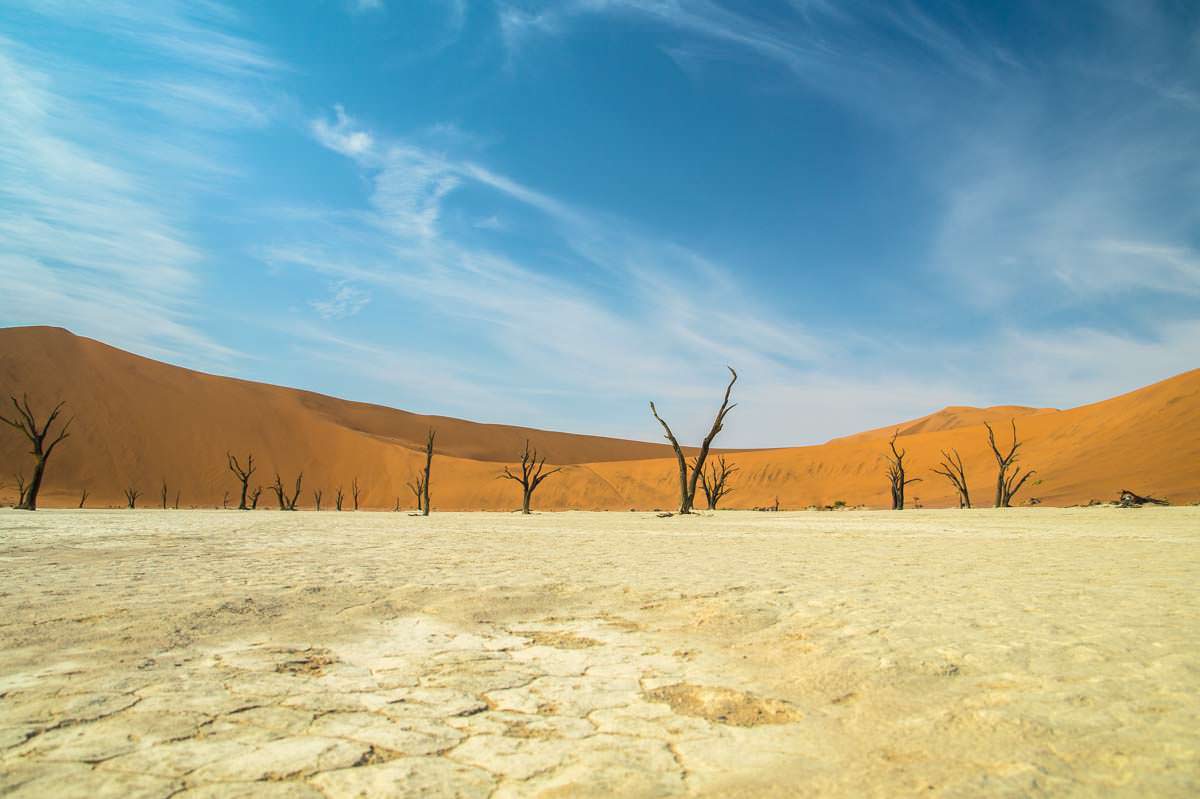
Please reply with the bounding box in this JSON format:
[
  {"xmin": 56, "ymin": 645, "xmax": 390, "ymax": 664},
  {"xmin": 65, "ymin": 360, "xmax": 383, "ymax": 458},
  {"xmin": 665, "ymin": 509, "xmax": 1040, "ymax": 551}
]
[{"xmin": 1, "ymin": 507, "xmax": 1197, "ymax": 796}]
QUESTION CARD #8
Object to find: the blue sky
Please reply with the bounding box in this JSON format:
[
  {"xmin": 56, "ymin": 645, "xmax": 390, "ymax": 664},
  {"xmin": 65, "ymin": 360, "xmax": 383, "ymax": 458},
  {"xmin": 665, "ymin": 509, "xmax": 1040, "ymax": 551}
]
[{"xmin": 1, "ymin": 1, "xmax": 1197, "ymax": 446}]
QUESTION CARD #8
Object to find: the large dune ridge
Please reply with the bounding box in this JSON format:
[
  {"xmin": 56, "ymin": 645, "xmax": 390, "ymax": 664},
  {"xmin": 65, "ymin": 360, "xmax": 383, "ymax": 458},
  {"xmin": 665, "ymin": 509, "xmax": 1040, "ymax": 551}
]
[{"xmin": 0, "ymin": 325, "xmax": 1197, "ymax": 510}]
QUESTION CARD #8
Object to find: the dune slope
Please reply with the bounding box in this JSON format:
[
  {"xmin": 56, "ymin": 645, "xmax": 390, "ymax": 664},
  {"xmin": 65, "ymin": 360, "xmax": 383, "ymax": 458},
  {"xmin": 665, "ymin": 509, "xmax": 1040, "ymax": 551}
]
[{"xmin": 0, "ymin": 326, "xmax": 1196, "ymax": 509}]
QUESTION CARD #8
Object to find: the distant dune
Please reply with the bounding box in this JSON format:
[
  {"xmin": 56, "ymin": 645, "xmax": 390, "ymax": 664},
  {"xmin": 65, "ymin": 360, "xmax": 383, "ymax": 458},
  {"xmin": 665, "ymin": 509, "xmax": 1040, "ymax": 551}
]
[{"xmin": 1, "ymin": 326, "xmax": 1196, "ymax": 509}]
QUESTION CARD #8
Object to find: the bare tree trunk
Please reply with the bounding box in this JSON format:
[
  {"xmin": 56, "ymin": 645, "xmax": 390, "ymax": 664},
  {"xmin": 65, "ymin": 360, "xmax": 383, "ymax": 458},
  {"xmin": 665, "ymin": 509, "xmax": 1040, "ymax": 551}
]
[
  {"xmin": 698, "ymin": 455, "xmax": 739, "ymax": 510},
  {"xmin": 78, "ymin": 487, "xmax": 89, "ymax": 509},
  {"xmin": 13, "ymin": 472, "xmax": 28, "ymax": 508},
  {"xmin": 885, "ymin": 431, "xmax": 921, "ymax": 510},
  {"xmin": 406, "ymin": 477, "xmax": 423, "ymax": 512},
  {"xmin": 271, "ymin": 472, "xmax": 303, "ymax": 511},
  {"xmin": 500, "ymin": 440, "xmax": 563, "ymax": 514},
  {"xmin": 352, "ymin": 477, "xmax": 361, "ymax": 511},
  {"xmin": 421, "ymin": 428, "xmax": 435, "ymax": 516},
  {"xmin": 313, "ymin": 489, "xmax": 323, "ymax": 512},
  {"xmin": 222, "ymin": 491, "xmax": 229, "ymax": 510},
  {"xmin": 649, "ymin": 367, "xmax": 737, "ymax": 514},
  {"xmin": 985, "ymin": 420, "xmax": 1035, "ymax": 507},
  {"xmin": 226, "ymin": 453, "xmax": 256, "ymax": 511},
  {"xmin": 932, "ymin": 449, "xmax": 971, "ymax": 508},
  {"xmin": 335, "ymin": 486, "xmax": 344, "ymax": 511},
  {"xmin": 174, "ymin": 490, "xmax": 180, "ymax": 510},
  {"xmin": 250, "ymin": 486, "xmax": 262, "ymax": 510},
  {"xmin": 160, "ymin": 478, "xmax": 168, "ymax": 510},
  {"xmin": 124, "ymin": 487, "xmax": 141, "ymax": 509},
  {"xmin": 1, "ymin": 395, "xmax": 73, "ymax": 511}
]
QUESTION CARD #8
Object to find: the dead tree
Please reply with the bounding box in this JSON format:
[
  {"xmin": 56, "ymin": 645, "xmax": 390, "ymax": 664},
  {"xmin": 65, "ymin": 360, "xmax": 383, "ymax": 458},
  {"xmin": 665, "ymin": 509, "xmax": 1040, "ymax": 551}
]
[
  {"xmin": 885, "ymin": 431, "xmax": 921, "ymax": 510},
  {"xmin": 78, "ymin": 487, "xmax": 89, "ymax": 509},
  {"xmin": 249, "ymin": 486, "xmax": 262, "ymax": 510},
  {"xmin": 222, "ymin": 491, "xmax": 230, "ymax": 510},
  {"xmin": 272, "ymin": 472, "xmax": 303, "ymax": 511},
  {"xmin": 335, "ymin": 486, "xmax": 344, "ymax": 511},
  {"xmin": 420, "ymin": 428, "xmax": 435, "ymax": 516},
  {"xmin": 985, "ymin": 420, "xmax": 1035, "ymax": 507},
  {"xmin": 698, "ymin": 455, "xmax": 739, "ymax": 510},
  {"xmin": 932, "ymin": 449, "xmax": 971, "ymax": 508},
  {"xmin": 13, "ymin": 472, "xmax": 28, "ymax": 508},
  {"xmin": 649, "ymin": 367, "xmax": 737, "ymax": 515},
  {"xmin": 499, "ymin": 440, "xmax": 563, "ymax": 514},
  {"xmin": 393, "ymin": 496, "xmax": 401, "ymax": 512},
  {"xmin": 406, "ymin": 476, "xmax": 424, "ymax": 512},
  {"xmin": 351, "ymin": 477, "xmax": 362, "ymax": 511},
  {"xmin": 1118, "ymin": 489, "xmax": 1168, "ymax": 507},
  {"xmin": 313, "ymin": 489, "xmax": 324, "ymax": 511},
  {"xmin": 1, "ymin": 395, "xmax": 73, "ymax": 511},
  {"xmin": 160, "ymin": 479, "xmax": 169, "ymax": 510},
  {"xmin": 226, "ymin": 452, "xmax": 256, "ymax": 510},
  {"xmin": 174, "ymin": 489, "xmax": 180, "ymax": 510},
  {"xmin": 124, "ymin": 487, "xmax": 141, "ymax": 509}
]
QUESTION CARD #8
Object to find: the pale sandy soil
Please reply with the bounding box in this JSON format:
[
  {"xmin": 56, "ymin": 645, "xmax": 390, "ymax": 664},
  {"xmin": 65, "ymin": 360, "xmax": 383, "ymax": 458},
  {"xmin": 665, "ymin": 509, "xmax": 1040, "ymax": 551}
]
[{"xmin": 0, "ymin": 508, "xmax": 1197, "ymax": 798}]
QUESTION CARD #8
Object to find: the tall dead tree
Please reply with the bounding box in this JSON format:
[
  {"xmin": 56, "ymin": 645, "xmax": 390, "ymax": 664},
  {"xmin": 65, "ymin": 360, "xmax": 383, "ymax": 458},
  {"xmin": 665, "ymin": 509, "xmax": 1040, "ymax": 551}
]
[
  {"xmin": 313, "ymin": 489, "xmax": 323, "ymax": 511},
  {"xmin": 272, "ymin": 472, "xmax": 303, "ymax": 511},
  {"xmin": 500, "ymin": 440, "xmax": 563, "ymax": 514},
  {"xmin": 78, "ymin": 487, "xmax": 89, "ymax": 509},
  {"xmin": 335, "ymin": 486, "xmax": 344, "ymax": 511},
  {"xmin": 406, "ymin": 476, "xmax": 424, "ymax": 513},
  {"xmin": 249, "ymin": 486, "xmax": 262, "ymax": 510},
  {"xmin": 124, "ymin": 487, "xmax": 141, "ymax": 509},
  {"xmin": 420, "ymin": 428, "xmax": 435, "ymax": 516},
  {"xmin": 649, "ymin": 367, "xmax": 738, "ymax": 515},
  {"xmin": 931, "ymin": 449, "xmax": 971, "ymax": 509},
  {"xmin": 226, "ymin": 452, "xmax": 256, "ymax": 510},
  {"xmin": 885, "ymin": 431, "xmax": 921, "ymax": 510},
  {"xmin": 698, "ymin": 455, "xmax": 739, "ymax": 510},
  {"xmin": 351, "ymin": 477, "xmax": 362, "ymax": 511},
  {"xmin": 1, "ymin": 395, "xmax": 73, "ymax": 511},
  {"xmin": 985, "ymin": 420, "xmax": 1035, "ymax": 508},
  {"xmin": 160, "ymin": 479, "xmax": 169, "ymax": 510}
]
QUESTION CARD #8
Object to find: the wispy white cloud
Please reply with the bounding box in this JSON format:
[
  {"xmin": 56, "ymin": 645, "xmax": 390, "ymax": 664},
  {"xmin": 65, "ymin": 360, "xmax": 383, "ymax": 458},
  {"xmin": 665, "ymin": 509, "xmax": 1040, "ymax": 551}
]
[
  {"xmin": 0, "ymin": 2, "xmax": 283, "ymax": 365},
  {"xmin": 310, "ymin": 282, "xmax": 372, "ymax": 320}
]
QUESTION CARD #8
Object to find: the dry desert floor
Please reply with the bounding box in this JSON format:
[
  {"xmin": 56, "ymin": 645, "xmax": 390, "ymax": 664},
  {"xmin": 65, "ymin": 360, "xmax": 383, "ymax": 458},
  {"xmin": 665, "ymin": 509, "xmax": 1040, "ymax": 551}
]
[{"xmin": 1, "ymin": 507, "xmax": 1197, "ymax": 797}]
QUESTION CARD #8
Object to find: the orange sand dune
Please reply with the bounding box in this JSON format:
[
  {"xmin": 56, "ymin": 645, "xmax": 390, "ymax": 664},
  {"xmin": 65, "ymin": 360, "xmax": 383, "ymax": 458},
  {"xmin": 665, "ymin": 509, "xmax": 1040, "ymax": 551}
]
[{"xmin": 1, "ymin": 326, "xmax": 1197, "ymax": 510}]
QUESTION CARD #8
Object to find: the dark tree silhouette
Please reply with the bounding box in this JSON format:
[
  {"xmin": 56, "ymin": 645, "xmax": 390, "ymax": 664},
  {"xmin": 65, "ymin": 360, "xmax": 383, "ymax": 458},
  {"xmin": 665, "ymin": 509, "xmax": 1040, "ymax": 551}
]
[
  {"xmin": 932, "ymin": 449, "xmax": 971, "ymax": 508},
  {"xmin": 698, "ymin": 454, "xmax": 739, "ymax": 510},
  {"xmin": 393, "ymin": 496, "xmax": 401, "ymax": 512},
  {"xmin": 985, "ymin": 420, "xmax": 1035, "ymax": 507},
  {"xmin": 174, "ymin": 489, "xmax": 180, "ymax": 510},
  {"xmin": 649, "ymin": 367, "xmax": 737, "ymax": 515},
  {"xmin": 335, "ymin": 486, "xmax": 344, "ymax": 511},
  {"xmin": 226, "ymin": 452, "xmax": 256, "ymax": 511},
  {"xmin": 222, "ymin": 491, "xmax": 229, "ymax": 510},
  {"xmin": 272, "ymin": 472, "xmax": 303, "ymax": 511},
  {"xmin": 351, "ymin": 477, "xmax": 362, "ymax": 511},
  {"xmin": 249, "ymin": 485, "xmax": 262, "ymax": 510},
  {"xmin": 1, "ymin": 395, "xmax": 73, "ymax": 511},
  {"xmin": 160, "ymin": 478, "xmax": 169, "ymax": 510},
  {"xmin": 499, "ymin": 440, "xmax": 562, "ymax": 514},
  {"xmin": 78, "ymin": 487, "xmax": 89, "ymax": 509},
  {"xmin": 12, "ymin": 472, "xmax": 28, "ymax": 508},
  {"xmin": 885, "ymin": 431, "xmax": 921, "ymax": 510},
  {"xmin": 420, "ymin": 428, "xmax": 436, "ymax": 516},
  {"xmin": 124, "ymin": 487, "xmax": 141, "ymax": 509},
  {"xmin": 313, "ymin": 488, "xmax": 324, "ymax": 511},
  {"xmin": 406, "ymin": 476, "xmax": 424, "ymax": 513}
]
